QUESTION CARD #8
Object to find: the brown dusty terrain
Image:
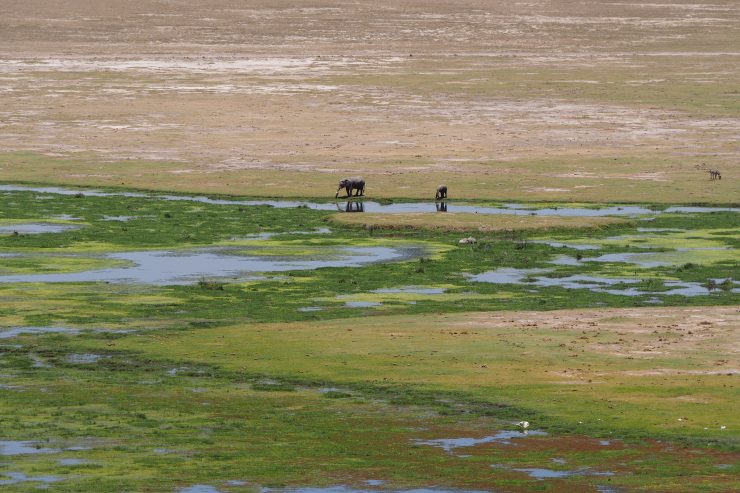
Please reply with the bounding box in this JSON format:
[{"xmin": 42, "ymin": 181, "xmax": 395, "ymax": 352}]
[
  {"xmin": 447, "ymin": 305, "xmax": 739, "ymax": 363},
  {"xmin": 0, "ymin": 0, "xmax": 739, "ymax": 201}
]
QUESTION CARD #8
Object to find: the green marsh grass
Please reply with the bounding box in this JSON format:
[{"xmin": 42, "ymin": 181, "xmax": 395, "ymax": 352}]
[{"xmin": 0, "ymin": 185, "xmax": 737, "ymax": 491}]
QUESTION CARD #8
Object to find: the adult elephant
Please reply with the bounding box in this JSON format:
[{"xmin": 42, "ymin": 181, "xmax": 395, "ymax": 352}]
[{"xmin": 335, "ymin": 177, "xmax": 365, "ymax": 198}]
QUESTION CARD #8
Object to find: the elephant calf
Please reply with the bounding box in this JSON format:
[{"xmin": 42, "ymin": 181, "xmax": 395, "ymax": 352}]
[
  {"xmin": 336, "ymin": 177, "xmax": 366, "ymax": 198},
  {"xmin": 435, "ymin": 185, "xmax": 448, "ymax": 200}
]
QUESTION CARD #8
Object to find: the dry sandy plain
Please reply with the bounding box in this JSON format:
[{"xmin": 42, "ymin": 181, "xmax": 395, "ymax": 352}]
[{"xmin": 0, "ymin": 0, "xmax": 738, "ymax": 202}]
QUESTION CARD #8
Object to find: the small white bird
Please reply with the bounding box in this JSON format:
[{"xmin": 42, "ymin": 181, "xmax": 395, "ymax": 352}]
[{"xmin": 516, "ymin": 421, "xmax": 530, "ymax": 430}]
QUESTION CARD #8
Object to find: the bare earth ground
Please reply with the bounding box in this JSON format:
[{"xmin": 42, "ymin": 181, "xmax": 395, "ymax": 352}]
[
  {"xmin": 448, "ymin": 305, "xmax": 740, "ymax": 362},
  {"xmin": 0, "ymin": 0, "xmax": 739, "ymax": 202}
]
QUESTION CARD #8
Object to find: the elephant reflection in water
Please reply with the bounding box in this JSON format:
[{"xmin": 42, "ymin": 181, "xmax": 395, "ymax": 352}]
[
  {"xmin": 435, "ymin": 202, "xmax": 448, "ymax": 212},
  {"xmin": 337, "ymin": 201, "xmax": 365, "ymax": 212}
]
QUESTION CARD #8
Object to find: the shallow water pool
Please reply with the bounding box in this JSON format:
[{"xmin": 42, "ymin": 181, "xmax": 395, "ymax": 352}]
[
  {"xmin": 0, "ymin": 245, "xmax": 425, "ymax": 285},
  {"xmin": 3, "ymin": 184, "xmax": 738, "ymax": 217},
  {"xmin": 0, "ymin": 222, "xmax": 81, "ymax": 234}
]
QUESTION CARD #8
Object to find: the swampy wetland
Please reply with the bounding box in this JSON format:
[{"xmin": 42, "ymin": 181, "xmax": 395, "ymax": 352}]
[
  {"xmin": 2, "ymin": 0, "xmax": 739, "ymax": 490},
  {"xmin": 0, "ymin": 184, "xmax": 738, "ymax": 492}
]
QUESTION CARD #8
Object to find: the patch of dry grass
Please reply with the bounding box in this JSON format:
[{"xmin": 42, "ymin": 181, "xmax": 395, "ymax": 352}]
[
  {"xmin": 5, "ymin": 152, "xmax": 738, "ymax": 204},
  {"xmin": 330, "ymin": 211, "xmax": 626, "ymax": 232}
]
